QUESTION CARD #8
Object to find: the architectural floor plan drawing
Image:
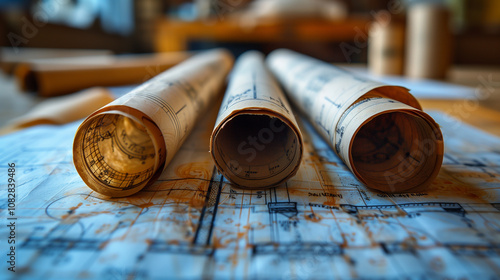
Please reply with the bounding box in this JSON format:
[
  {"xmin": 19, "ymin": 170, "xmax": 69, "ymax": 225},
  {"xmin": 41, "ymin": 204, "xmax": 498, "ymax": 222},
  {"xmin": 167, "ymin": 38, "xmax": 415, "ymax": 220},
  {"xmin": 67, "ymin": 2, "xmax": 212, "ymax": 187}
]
[{"xmin": 1, "ymin": 108, "xmax": 500, "ymax": 279}]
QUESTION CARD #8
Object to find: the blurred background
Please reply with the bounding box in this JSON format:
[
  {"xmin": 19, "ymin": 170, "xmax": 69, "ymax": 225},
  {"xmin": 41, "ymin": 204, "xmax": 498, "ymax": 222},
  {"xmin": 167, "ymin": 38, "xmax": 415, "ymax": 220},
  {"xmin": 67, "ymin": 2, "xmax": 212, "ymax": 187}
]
[
  {"xmin": 0, "ymin": 0, "xmax": 500, "ymax": 128},
  {"xmin": 1, "ymin": 0, "xmax": 499, "ymax": 63}
]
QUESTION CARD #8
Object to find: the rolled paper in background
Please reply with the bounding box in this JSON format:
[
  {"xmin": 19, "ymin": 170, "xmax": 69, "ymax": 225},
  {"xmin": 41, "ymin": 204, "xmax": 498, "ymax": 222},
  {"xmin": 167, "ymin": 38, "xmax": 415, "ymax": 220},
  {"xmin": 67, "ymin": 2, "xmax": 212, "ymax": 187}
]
[
  {"xmin": 0, "ymin": 47, "xmax": 113, "ymax": 74},
  {"xmin": 211, "ymin": 51, "xmax": 303, "ymax": 189},
  {"xmin": 73, "ymin": 49, "xmax": 234, "ymax": 197},
  {"xmin": 267, "ymin": 49, "xmax": 443, "ymax": 193},
  {"xmin": 15, "ymin": 52, "xmax": 191, "ymax": 97},
  {"xmin": 1, "ymin": 87, "xmax": 114, "ymax": 135},
  {"xmin": 368, "ymin": 13, "xmax": 405, "ymax": 76},
  {"xmin": 405, "ymin": 3, "xmax": 451, "ymax": 79}
]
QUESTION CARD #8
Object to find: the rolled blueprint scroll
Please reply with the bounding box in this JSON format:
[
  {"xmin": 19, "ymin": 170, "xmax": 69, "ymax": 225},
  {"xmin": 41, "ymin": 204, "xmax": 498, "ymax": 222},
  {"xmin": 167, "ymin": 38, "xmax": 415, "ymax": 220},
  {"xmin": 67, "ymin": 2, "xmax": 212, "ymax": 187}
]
[
  {"xmin": 267, "ymin": 49, "xmax": 443, "ymax": 193},
  {"xmin": 73, "ymin": 49, "xmax": 233, "ymax": 197},
  {"xmin": 211, "ymin": 51, "xmax": 303, "ymax": 189},
  {"xmin": 16, "ymin": 52, "xmax": 191, "ymax": 97},
  {"xmin": 2, "ymin": 87, "xmax": 114, "ymax": 135}
]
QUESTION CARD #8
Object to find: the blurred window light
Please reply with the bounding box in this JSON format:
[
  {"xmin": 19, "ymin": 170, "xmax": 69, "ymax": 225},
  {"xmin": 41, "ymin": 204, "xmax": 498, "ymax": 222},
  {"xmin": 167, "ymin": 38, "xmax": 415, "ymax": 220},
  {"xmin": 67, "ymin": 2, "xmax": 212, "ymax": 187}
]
[
  {"xmin": 31, "ymin": 0, "xmax": 133, "ymax": 36},
  {"xmin": 177, "ymin": 2, "xmax": 198, "ymax": 21}
]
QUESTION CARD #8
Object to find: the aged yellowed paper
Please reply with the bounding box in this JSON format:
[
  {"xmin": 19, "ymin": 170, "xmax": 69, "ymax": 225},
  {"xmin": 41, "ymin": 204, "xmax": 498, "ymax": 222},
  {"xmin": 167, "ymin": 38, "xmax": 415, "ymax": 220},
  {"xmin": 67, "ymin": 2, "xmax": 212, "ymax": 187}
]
[
  {"xmin": 210, "ymin": 51, "xmax": 303, "ymax": 189},
  {"xmin": 73, "ymin": 50, "xmax": 233, "ymax": 197},
  {"xmin": 267, "ymin": 49, "xmax": 443, "ymax": 192}
]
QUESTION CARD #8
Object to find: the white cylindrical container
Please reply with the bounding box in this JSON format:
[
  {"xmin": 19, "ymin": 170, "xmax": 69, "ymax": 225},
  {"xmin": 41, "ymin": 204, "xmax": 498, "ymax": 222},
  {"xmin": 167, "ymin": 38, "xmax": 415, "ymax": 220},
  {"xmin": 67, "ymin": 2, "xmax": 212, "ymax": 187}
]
[{"xmin": 405, "ymin": 3, "xmax": 452, "ymax": 79}]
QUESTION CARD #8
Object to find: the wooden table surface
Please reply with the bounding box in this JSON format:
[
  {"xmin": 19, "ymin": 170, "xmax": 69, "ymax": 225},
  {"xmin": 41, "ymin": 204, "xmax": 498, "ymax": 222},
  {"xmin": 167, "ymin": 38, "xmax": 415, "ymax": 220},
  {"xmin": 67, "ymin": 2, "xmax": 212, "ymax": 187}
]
[{"xmin": 420, "ymin": 99, "xmax": 500, "ymax": 137}]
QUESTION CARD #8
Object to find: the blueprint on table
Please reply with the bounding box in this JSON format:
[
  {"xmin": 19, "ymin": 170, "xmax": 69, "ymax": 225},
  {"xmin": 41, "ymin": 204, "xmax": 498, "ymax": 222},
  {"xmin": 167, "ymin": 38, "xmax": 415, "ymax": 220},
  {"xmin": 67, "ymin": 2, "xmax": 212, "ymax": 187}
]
[{"xmin": 1, "ymin": 107, "xmax": 500, "ymax": 279}]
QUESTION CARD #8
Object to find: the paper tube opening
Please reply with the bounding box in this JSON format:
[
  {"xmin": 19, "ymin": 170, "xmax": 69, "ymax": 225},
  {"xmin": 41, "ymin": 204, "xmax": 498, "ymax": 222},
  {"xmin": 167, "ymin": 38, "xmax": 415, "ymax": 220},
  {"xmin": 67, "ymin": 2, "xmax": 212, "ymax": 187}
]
[
  {"xmin": 73, "ymin": 112, "xmax": 163, "ymax": 197},
  {"xmin": 212, "ymin": 113, "xmax": 302, "ymax": 189},
  {"xmin": 15, "ymin": 64, "xmax": 38, "ymax": 92},
  {"xmin": 350, "ymin": 111, "xmax": 443, "ymax": 192}
]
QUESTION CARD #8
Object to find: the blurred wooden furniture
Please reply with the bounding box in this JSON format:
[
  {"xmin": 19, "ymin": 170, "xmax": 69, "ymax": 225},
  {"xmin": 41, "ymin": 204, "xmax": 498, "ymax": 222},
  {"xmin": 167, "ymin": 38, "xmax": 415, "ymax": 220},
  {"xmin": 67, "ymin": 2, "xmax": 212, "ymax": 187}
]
[
  {"xmin": 154, "ymin": 18, "xmax": 370, "ymax": 52},
  {"xmin": 420, "ymin": 99, "xmax": 500, "ymax": 136}
]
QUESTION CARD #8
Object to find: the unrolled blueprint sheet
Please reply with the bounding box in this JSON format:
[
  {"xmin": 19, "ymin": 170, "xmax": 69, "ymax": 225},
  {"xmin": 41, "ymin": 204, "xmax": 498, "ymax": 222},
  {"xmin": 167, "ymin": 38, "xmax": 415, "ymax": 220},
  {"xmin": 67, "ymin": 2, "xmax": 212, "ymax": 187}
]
[{"xmin": 1, "ymin": 106, "xmax": 500, "ymax": 279}]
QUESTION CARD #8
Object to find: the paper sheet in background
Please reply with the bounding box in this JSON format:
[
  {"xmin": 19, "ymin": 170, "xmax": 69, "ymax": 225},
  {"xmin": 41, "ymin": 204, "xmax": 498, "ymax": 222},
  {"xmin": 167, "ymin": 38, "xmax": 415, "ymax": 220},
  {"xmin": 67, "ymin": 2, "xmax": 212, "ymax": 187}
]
[
  {"xmin": 1, "ymin": 106, "xmax": 500, "ymax": 279},
  {"xmin": 346, "ymin": 67, "xmax": 478, "ymax": 100}
]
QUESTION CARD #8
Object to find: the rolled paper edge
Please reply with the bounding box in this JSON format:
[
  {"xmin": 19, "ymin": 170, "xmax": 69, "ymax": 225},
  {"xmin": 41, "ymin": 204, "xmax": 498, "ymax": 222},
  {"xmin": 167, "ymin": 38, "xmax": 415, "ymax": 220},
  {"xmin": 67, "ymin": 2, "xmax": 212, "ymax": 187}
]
[
  {"xmin": 73, "ymin": 108, "xmax": 166, "ymax": 197},
  {"xmin": 210, "ymin": 108, "xmax": 303, "ymax": 189},
  {"xmin": 348, "ymin": 108, "xmax": 444, "ymax": 193},
  {"xmin": 372, "ymin": 85, "xmax": 422, "ymax": 111},
  {"xmin": 14, "ymin": 63, "xmax": 38, "ymax": 93}
]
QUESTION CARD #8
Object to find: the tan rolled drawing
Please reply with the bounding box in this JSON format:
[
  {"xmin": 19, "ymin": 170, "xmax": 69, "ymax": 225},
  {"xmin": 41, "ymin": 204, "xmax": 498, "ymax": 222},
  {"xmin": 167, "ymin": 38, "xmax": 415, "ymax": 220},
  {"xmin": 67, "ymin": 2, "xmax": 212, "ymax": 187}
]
[
  {"xmin": 405, "ymin": 3, "xmax": 451, "ymax": 79},
  {"xmin": 73, "ymin": 49, "xmax": 234, "ymax": 197},
  {"xmin": 15, "ymin": 52, "xmax": 191, "ymax": 97},
  {"xmin": 210, "ymin": 51, "xmax": 303, "ymax": 189},
  {"xmin": 267, "ymin": 49, "xmax": 443, "ymax": 193}
]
